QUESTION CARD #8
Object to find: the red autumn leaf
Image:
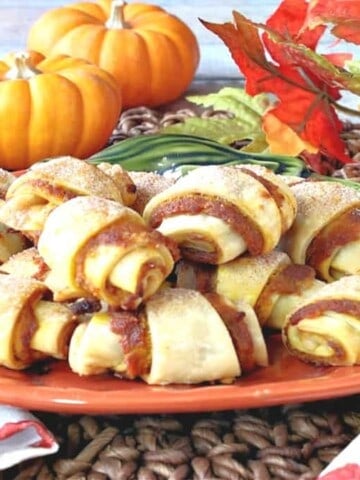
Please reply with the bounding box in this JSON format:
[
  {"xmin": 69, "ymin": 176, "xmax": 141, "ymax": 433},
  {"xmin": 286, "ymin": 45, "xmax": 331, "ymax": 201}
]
[
  {"xmin": 201, "ymin": 5, "xmax": 353, "ymax": 171},
  {"xmin": 306, "ymin": 0, "xmax": 360, "ymax": 44},
  {"xmin": 265, "ymin": 41, "xmax": 355, "ymax": 95},
  {"xmin": 200, "ymin": 14, "xmax": 274, "ymax": 97},
  {"xmin": 260, "ymin": 65, "xmax": 350, "ymax": 166},
  {"xmin": 263, "ymin": 0, "xmax": 326, "ymax": 64},
  {"xmin": 331, "ymin": 21, "xmax": 360, "ymax": 44},
  {"xmin": 324, "ymin": 52, "xmax": 353, "ymax": 67}
]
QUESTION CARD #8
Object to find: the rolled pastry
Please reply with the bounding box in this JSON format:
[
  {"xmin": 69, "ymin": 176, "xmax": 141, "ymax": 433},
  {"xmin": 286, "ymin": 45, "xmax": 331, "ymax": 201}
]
[
  {"xmin": 128, "ymin": 171, "xmax": 175, "ymax": 214},
  {"xmin": 0, "ymin": 247, "xmax": 50, "ymax": 281},
  {"xmin": 282, "ymin": 275, "xmax": 360, "ymax": 366},
  {"xmin": 69, "ymin": 288, "xmax": 268, "ymax": 384},
  {"xmin": 0, "ymin": 168, "xmax": 15, "ymax": 199},
  {"xmin": 0, "ymin": 156, "xmax": 136, "ymax": 242},
  {"xmin": 281, "ymin": 180, "xmax": 360, "ymax": 282},
  {"xmin": 0, "ymin": 223, "xmax": 29, "ymax": 264},
  {"xmin": 0, "ymin": 275, "xmax": 77, "ymax": 369},
  {"xmin": 38, "ymin": 196, "xmax": 179, "ymax": 308},
  {"xmin": 95, "ymin": 163, "xmax": 137, "ymax": 207},
  {"xmin": 143, "ymin": 165, "xmax": 296, "ymax": 264},
  {"xmin": 176, "ymin": 251, "xmax": 325, "ymax": 330}
]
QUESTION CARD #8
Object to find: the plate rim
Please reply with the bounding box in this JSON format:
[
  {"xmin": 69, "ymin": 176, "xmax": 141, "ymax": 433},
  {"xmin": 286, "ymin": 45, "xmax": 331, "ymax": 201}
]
[{"xmin": 0, "ymin": 357, "xmax": 359, "ymax": 414}]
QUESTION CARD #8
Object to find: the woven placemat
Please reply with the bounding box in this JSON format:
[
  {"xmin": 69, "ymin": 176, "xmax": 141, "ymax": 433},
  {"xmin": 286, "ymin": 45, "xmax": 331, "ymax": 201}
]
[
  {"xmin": 2, "ymin": 108, "xmax": 360, "ymax": 480},
  {"xmin": 2, "ymin": 395, "xmax": 359, "ymax": 480}
]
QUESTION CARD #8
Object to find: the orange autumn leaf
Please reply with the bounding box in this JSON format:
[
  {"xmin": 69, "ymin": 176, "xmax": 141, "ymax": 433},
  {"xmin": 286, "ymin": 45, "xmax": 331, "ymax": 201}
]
[{"xmin": 262, "ymin": 113, "xmax": 318, "ymax": 157}]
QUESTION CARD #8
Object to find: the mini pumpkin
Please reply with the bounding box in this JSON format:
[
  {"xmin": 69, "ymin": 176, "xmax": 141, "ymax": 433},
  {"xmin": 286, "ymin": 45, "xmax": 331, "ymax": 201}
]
[
  {"xmin": 27, "ymin": 0, "xmax": 200, "ymax": 109},
  {"xmin": 0, "ymin": 51, "xmax": 122, "ymax": 171}
]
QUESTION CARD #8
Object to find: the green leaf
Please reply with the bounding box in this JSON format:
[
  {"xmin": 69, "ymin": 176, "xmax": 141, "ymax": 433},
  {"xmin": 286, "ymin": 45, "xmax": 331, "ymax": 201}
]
[
  {"xmin": 187, "ymin": 86, "xmax": 270, "ymax": 128},
  {"xmin": 159, "ymin": 87, "xmax": 270, "ymax": 150},
  {"xmin": 241, "ymin": 134, "xmax": 269, "ymax": 153},
  {"xmin": 160, "ymin": 117, "xmax": 258, "ymax": 145},
  {"xmin": 345, "ymin": 59, "xmax": 360, "ymax": 75}
]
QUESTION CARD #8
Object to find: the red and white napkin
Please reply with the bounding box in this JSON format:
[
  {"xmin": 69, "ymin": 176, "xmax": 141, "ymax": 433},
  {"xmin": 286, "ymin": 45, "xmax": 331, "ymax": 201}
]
[
  {"xmin": 0, "ymin": 405, "xmax": 58, "ymax": 470},
  {"xmin": 318, "ymin": 433, "xmax": 360, "ymax": 479}
]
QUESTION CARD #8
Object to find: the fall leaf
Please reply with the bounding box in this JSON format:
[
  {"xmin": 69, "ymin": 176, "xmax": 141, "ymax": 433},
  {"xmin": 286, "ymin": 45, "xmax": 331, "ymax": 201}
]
[
  {"xmin": 187, "ymin": 87, "xmax": 270, "ymax": 119},
  {"xmin": 263, "ymin": 112, "xmax": 318, "ymax": 157},
  {"xmin": 305, "ymin": 0, "xmax": 360, "ymax": 44},
  {"xmin": 201, "ymin": 0, "xmax": 355, "ymax": 170},
  {"xmin": 263, "ymin": 40, "xmax": 360, "ymax": 94},
  {"xmin": 263, "ymin": 0, "xmax": 326, "ymax": 64},
  {"xmin": 160, "ymin": 87, "xmax": 268, "ymax": 149},
  {"xmin": 200, "ymin": 14, "xmax": 273, "ymax": 97},
  {"xmin": 161, "ymin": 117, "xmax": 258, "ymax": 145}
]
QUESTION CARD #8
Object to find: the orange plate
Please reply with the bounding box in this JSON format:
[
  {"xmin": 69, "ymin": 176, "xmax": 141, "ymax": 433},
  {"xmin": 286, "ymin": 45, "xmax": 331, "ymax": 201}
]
[{"xmin": 0, "ymin": 335, "xmax": 359, "ymax": 414}]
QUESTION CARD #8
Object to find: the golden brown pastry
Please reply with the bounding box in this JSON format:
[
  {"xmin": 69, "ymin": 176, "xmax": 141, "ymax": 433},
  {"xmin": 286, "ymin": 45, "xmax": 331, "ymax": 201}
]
[
  {"xmin": 0, "ymin": 274, "xmax": 77, "ymax": 369},
  {"xmin": 69, "ymin": 288, "xmax": 268, "ymax": 384},
  {"xmin": 176, "ymin": 251, "xmax": 324, "ymax": 330},
  {"xmin": 143, "ymin": 165, "xmax": 297, "ymax": 264},
  {"xmin": 0, "ymin": 156, "xmax": 136, "ymax": 242},
  {"xmin": 0, "ymin": 246, "xmax": 49, "ymax": 281},
  {"xmin": 282, "ymin": 275, "xmax": 360, "ymax": 366},
  {"xmin": 281, "ymin": 180, "xmax": 360, "ymax": 282},
  {"xmin": 128, "ymin": 170, "xmax": 175, "ymax": 214},
  {"xmin": 95, "ymin": 162, "xmax": 137, "ymax": 207},
  {"xmin": 38, "ymin": 195, "xmax": 179, "ymax": 309},
  {"xmin": 233, "ymin": 165, "xmax": 297, "ymax": 234},
  {"xmin": 0, "ymin": 223, "xmax": 29, "ymax": 264},
  {"xmin": 0, "ymin": 168, "xmax": 15, "ymax": 200}
]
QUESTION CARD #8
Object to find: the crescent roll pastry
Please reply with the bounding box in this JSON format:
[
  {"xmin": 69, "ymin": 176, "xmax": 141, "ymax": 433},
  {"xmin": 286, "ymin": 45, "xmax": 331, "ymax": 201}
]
[
  {"xmin": 281, "ymin": 180, "xmax": 360, "ymax": 282},
  {"xmin": 0, "ymin": 156, "xmax": 135, "ymax": 242},
  {"xmin": 95, "ymin": 163, "xmax": 137, "ymax": 207},
  {"xmin": 0, "ymin": 247, "xmax": 50, "ymax": 281},
  {"xmin": 128, "ymin": 171, "xmax": 175, "ymax": 214},
  {"xmin": 38, "ymin": 196, "xmax": 179, "ymax": 308},
  {"xmin": 233, "ymin": 165, "xmax": 297, "ymax": 234},
  {"xmin": 282, "ymin": 275, "xmax": 360, "ymax": 366},
  {"xmin": 0, "ymin": 168, "xmax": 15, "ymax": 200},
  {"xmin": 176, "ymin": 251, "xmax": 325, "ymax": 330},
  {"xmin": 0, "ymin": 275, "xmax": 77, "ymax": 369},
  {"xmin": 69, "ymin": 288, "xmax": 268, "ymax": 384},
  {"xmin": 0, "ymin": 223, "xmax": 29, "ymax": 264},
  {"xmin": 143, "ymin": 165, "xmax": 297, "ymax": 264}
]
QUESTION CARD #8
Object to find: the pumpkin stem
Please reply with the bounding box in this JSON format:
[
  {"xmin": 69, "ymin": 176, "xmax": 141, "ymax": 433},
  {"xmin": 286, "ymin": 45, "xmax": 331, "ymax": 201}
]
[
  {"xmin": 4, "ymin": 53, "xmax": 41, "ymax": 80},
  {"xmin": 105, "ymin": 0, "xmax": 130, "ymax": 29}
]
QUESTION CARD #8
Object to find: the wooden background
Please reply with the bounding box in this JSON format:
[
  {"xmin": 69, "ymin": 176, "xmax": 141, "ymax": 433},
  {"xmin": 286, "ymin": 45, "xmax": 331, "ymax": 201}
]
[{"xmin": 0, "ymin": 0, "xmax": 359, "ymax": 80}]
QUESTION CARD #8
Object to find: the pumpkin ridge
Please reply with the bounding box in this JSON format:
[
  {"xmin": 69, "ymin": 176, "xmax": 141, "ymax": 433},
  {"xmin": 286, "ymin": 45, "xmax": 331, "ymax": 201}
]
[
  {"xmin": 138, "ymin": 30, "xmax": 182, "ymax": 91},
  {"xmin": 102, "ymin": 28, "xmax": 153, "ymax": 106},
  {"xmin": 27, "ymin": 7, "xmax": 102, "ymax": 56},
  {"xmin": 68, "ymin": 3, "xmax": 106, "ymax": 21},
  {"xmin": 0, "ymin": 80, "xmax": 32, "ymax": 167},
  {"xmin": 53, "ymin": 24, "xmax": 107, "ymax": 65},
  {"xmin": 59, "ymin": 66, "xmax": 121, "ymax": 157},
  {"xmin": 28, "ymin": 73, "xmax": 81, "ymax": 161}
]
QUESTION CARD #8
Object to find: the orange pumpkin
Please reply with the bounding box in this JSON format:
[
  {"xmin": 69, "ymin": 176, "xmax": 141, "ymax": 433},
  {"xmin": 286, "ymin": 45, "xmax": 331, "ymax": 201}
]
[
  {"xmin": 27, "ymin": 0, "xmax": 200, "ymax": 109},
  {"xmin": 0, "ymin": 51, "xmax": 122, "ymax": 171}
]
